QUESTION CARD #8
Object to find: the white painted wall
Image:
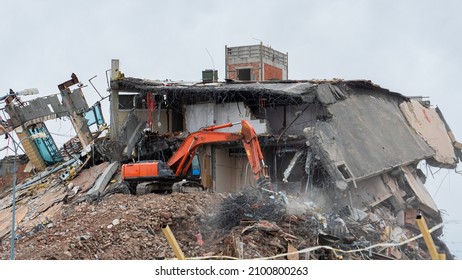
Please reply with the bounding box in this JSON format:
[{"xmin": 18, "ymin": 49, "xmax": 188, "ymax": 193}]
[
  {"xmin": 185, "ymin": 102, "xmax": 268, "ymax": 134},
  {"xmin": 184, "ymin": 103, "xmax": 214, "ymax": 133}
]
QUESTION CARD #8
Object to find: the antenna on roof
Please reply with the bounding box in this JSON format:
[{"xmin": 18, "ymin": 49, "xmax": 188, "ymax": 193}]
[
  {"xmin": 205, "ymin": 48, "xmax": 216, "ymax": 82},
  {"xmin": 252, "ymin": 37, "xmax": 263, "ymax": 45}
]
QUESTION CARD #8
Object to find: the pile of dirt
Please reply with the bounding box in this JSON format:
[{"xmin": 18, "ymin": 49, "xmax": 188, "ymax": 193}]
[{"xmin": 1, "ymin": 192, "xmax": 214, "ymax": 259}]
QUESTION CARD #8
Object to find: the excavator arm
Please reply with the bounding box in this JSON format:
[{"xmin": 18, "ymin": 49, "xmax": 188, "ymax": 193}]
[
  {"xmin": 167, "ymin": 130, "xmax": 242, "ymax": 176},
  {"xmin": 240, "ymin": 120, "xmax": 271, "ymax": 188},
  {"xmin": 167, "ymin": 120, "xmax": 271, "ymax": 188}
]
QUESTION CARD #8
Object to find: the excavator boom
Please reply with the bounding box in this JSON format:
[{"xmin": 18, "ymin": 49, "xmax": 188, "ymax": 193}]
[
  {"xmin": 167, "ymin": 130, "xmax": 242, "ymax": 177},
  {"xmin": 168, "ymin": 120, "xmax": 269, "ymax": 182}
]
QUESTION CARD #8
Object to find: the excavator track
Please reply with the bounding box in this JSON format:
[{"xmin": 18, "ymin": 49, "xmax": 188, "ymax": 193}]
[{"xmin": 126, "ymin": 180, "xmax": 204, "ymax": 195}]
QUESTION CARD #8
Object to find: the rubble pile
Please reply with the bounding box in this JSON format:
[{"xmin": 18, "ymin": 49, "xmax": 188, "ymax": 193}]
[
  {"xmin": 0, "ymin": 192, "xmax": 221, "ymax": 259},
  {"xmin": 0, "ymin": 184, "xmax": 448, "ymax": 260}
]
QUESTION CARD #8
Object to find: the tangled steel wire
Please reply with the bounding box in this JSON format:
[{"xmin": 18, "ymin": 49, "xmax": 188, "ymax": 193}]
[{"xmin": 209, "ymin": 187, "xmax": 286, "ymax": 231}]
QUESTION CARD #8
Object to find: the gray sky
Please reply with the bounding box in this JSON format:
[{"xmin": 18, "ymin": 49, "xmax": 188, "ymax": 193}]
[{"xmin": 1, "ymin": 0, "xmax": 461, "ymax": 258}]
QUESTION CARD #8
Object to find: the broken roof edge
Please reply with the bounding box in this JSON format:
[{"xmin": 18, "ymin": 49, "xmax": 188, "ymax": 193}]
[
  {"xmin": 112, "ymin": 76, "xmax": 411, "ymax": 101},
  {"xmin": 340, "ymin": 80, "xmax": 410, "ymax": 101},
  {"xmin": 112, "ymin": 76, "xmax": 381, "ymax": 88}
]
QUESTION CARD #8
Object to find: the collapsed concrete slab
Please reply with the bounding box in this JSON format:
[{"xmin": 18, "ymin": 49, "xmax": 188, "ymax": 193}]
[
  {"xmin": 86, "ymin": 161, "xmax": 119, "ymax": 197},
  {"xmin": 307, "ymin": 83, "xmax": 435, "ymax": 190},
  {"xmin": 400, "ymin": 100, "xmax": 457, "ymax": 168},
  {"xmin": 95, "ymin": 109, "xmax": 146, "ymax": 162}
]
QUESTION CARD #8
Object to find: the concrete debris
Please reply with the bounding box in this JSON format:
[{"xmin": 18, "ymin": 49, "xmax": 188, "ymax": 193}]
[
  {"xmin": 0, "ymin": 187, "xmax": 450, "ymax": 260},
  {"xmin": 85, "ymin": 161, "xmax": 119, "ymax": 197},
  {"xmin": 112, "ymin": 219, "xmax": 120, "ymax": 226}
]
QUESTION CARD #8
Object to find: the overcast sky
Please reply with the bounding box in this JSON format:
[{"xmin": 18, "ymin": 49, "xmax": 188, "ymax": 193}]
[{"xmin": 1, "ymin": 0, "xmax": 461, "ymax": 258}]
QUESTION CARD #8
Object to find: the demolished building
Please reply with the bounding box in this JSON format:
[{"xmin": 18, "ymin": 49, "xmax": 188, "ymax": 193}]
[
  {"xmin": 0, "ymin": 53, "xmax": 460, "ymax": 259},
  {"xmin": 0, "ymin": 73, "xmax": 105, "ymax": 173},
  {"xmin": 87, "ymin": 58, "xmax": 459, "ymax": 258}
]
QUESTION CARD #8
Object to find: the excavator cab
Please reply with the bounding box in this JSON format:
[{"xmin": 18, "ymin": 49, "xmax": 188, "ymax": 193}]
[{"xmin": 190, "ymin": 155, "xmax": 201, "ymax": 177}]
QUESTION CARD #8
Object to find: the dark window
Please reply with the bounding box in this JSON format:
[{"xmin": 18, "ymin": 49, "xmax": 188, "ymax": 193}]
[
  {"xmin": 337, "ymin": 163, "xmax": 352, "ymax": 180},
  {"xmin": 119, "ymin": 94, "xmax": 138, "ymax": 110},
  {"xmin": 237, "ymin": 68, "xmax": 251, "ymax": 81}
]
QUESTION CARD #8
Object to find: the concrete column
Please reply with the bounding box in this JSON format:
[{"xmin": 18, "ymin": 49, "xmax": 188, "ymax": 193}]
[
  {"xmin": 110, "ymin": 59, "xmax": 120, "ymax": 141},
  {"xmin": 60, "ymin": 88, "xmax": 93, "ymax": 148},
  {"xmin": 69, "ymin": 113, "xmax": 93, "ymax": 147},
  {"xmin": 259, "ymin": 43, "xmax": 264, "ymax": 81},
  {"xmin": 15, "ymin": 127, "xmax": 46, "ymax": 171},
  {"xmin": 225, "ymin": 45, "xmax": 228, "ymax": 80}
]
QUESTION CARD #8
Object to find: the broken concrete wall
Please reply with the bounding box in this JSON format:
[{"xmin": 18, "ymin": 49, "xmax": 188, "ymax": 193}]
[
  {"xmin": 234, "ymin": 153, "xmax": 257, "ymax": 188},
  {"xmin": 335, "ymin": 166, "xmax": 439, "ymax": 219},
  {"xmin": 309, "ymin": 89, "xmax": 435, "ymax": 189},
  {"xmin": 5, "ymin": 89, "xmax": 89, "ymax": 129},
  {"xmin": 0, "ymin": 155, "xmax": 29, "ymax": 194},
  {"xmin": 265, "ymin": 103, "xmax": 323, "ymax": 136},
  {"xmin": 6, "ymin": 94, "xmax": 63, "ymax": 128},
  {"xmin": 400, "ymin": 100, "xmax": 457, "ymax": 168},
  {"xmin": 117, "ymin": 109, "xmax": 170, "ymax": 133},
  {"xmin": 98, "ymin": 109, "xmax": 146, "ymax": 162},
  {"xmin": 118, "ymin": 109, "xmax": 146, "ymax": 159},
  {"xmin": 214, "ymin": 102, "xmax": 269, "ymax": 134},
  {"xmin": 86, "ymin": 162, "xmax": 119, "ymax": 197},
  {"xmin": 338, "ymin": 175, "xmax": 394, "ymax": 211},
  {"xmin": 1, "ymin": 79, "xmax": 96, "ymax": 171}
]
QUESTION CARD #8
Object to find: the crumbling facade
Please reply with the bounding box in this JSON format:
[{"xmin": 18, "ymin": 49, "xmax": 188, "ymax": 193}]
[{"xmin": 0, "ymin": 74, "xmax": 104, "ymax": 171}]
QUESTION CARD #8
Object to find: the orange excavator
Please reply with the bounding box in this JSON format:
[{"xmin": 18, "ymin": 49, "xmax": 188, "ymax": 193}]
[{"xmin": 121, "ymin": 120, "xmax": 271, "ymax": 194}]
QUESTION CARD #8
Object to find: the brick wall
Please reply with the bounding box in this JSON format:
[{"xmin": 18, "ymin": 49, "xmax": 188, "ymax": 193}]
[
  {"xmin": 227, "ymin": 62, "xmax": 261, "ymax": 80},
  {"xmin": 263, "ymin": 63, "xmax": 283, "ymax": 80}
]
